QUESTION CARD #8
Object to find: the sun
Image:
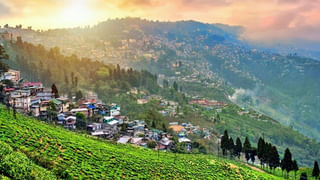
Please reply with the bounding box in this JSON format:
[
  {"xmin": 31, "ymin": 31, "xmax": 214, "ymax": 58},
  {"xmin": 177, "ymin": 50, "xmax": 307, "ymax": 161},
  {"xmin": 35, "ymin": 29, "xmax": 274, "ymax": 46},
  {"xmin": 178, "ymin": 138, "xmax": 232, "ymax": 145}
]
[{"xmin": 61, "ymin": 0, "xmax": 93, "ymax": 26}]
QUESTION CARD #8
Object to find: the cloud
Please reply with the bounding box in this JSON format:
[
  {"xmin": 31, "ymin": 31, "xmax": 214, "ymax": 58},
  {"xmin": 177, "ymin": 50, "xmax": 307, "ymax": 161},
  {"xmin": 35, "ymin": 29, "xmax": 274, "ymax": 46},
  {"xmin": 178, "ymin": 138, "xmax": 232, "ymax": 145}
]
[
  {"xmin": 0, "ymin": 0, "xmax": 320, "ymax": 44},
  {"xmin": 0, "ymin": 1, "xmax": 11, "ymax": 17}
]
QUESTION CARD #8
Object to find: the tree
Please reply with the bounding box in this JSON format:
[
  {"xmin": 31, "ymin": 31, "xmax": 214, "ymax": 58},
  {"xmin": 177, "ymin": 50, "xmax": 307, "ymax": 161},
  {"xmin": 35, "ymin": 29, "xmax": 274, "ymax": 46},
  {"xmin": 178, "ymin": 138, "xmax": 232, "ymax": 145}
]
[
  {"xmin": 300, "ymin": 172, "xmax": 307, "ymax": 180},
  {"xmin": 173, "ymin": 81, "xmax": 178, "ymax": 91},
  {"xmin": 0, "ymin": 45, "xmax": 9, "ymax": 77},
  {"xmin": 147, "ymin": 141, "xmax": 157, "ymax": 149},
  {"xmin": 221, "ymin": 130, "xmax": 229, "ymax": 156},
  {"xmin": 216, "ymin": 114, "xmax": 220, "ymax": 123},
  {"xmin": 199, "ymin": 145, "xmax": 207, "ymax": 154},
  {"xmin": 162, "ymin": 123, "xmax": 167, "ymax": 132},
  {"xmin": 51, "ymin": 84, "xmax": 59, "ymax": 98},
  {"xmin": 74, "ymin": 76, "xmax": 78, "ymax": 87},
  {"xmin": 269, "ymin": 146, "xmax": 280, "ymax": 173},
  {"xmin": 250, "ymin": 148, "xmax": 257, "ymax": 165},
  {"xmin": 163, "ymin": 79, "xmax": 169, "ymax": 88},
  {"xmin": 47, "ymin": 101, "xmax": 58, "ymax": 121},
  {"xmin": 257, "ymin": 137, "xmax": 265, "ymax": 167},
  {"xmin": 64, "ymin": 72, "xmax": 69, "ymax": 85},
  {"xmin": 264, "ymin": 142, "xmax": 272, "ymax": 169},
  {"xmin": 243, "ymin": 137, "xmax": 251, "ymax": 163},
  {"xmin": 228, "ymin": 137, "xmax": 234, "ymax": 157},
  {"xmin": 75, "ymin": 90, "xmax": 83, "ymax": 101},
  {"xmin": 151, "ymin": 120, "xmax": 156, "ymax": 129},
  {"xmin": 71, "ymin": 72, "xmax": 74, "ymax": 86},
  {"xmin": 282, "ymin": 148, "xmax": 293, "ymax": 178},
  {"xmin": 75, "ymin": 112, "xmax": 87, "ymax": 130},
  {"xmin": 12, "ymin": 98, "xmax": 16, "ymax": 119},
  {"xmin": 234, "ymin": 137, "xmax": 242, "ymax": 159},
  {"xmin": 292, "ymin": 160, "xmax": 298, "ymax": 179},
  {"xmin": 312, "ymin": 161, "xmax": 319, "ymax": 179}
]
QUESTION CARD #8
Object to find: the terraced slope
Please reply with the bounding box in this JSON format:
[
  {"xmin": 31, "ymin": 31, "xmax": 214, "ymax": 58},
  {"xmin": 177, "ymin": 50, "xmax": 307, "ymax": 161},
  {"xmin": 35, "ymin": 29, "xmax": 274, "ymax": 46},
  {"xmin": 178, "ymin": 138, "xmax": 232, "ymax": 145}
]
[{"xmin": 0, "ymin": 106, "xmax": 280, "ymax": 179}]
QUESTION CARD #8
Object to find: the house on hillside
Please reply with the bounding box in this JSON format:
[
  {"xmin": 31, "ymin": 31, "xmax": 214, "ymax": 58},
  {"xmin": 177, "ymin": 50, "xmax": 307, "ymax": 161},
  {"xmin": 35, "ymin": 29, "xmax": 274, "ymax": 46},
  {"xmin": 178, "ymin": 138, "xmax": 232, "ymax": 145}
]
[
  {"xmin": 159, "ymin": 137, "xmax": 173, "ymax": 150},
  {"xmin": 87, "ymin": 123, "xmax": 102, "ymax": 132},
  {"xmin": 178, "ymin": 137, "xmax": 192, "ymax": 151},
  {"xmin": 117, "ymin": 136, "xmax": 131, "ymax": 144},
  {"xmin": 0, "ymin": 69, "xmax": 20, "ymax": 83},
  {"xmin": 70, "ymin": 108, "xmax": 89, "ymax": 118},
  {"xmin": 36, "ymin": 90, "xmax": 53, "ymax": 101},
  {"xmin": 65, "ymin": 116, "xmax": 76, "ymax": 129},
  {"xmin": 57, "ymin": 113, "xmax": 66, "ymax": 124},
  {"xmin": 56, "ymin": 97, "xmax": 70, "ymax": 112},
  {"xmin": 130, "ymin": 137, "xmax": 143, "ymax": 145},
  {"xmin": 169, "ymin": 125, "xmax": 185, "ymax": 133},
  {"xmin": 0, "ymin": 31, "xmax": 10, "ymax": 41},
  {"xmin": 24, "ymin": 82, "xmax": 43, "ymax": 89}
]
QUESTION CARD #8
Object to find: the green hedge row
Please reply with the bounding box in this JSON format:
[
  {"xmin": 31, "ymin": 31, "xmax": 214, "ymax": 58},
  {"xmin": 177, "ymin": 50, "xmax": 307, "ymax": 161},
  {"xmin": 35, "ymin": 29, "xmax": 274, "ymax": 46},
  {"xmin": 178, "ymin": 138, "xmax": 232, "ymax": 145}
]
[{"xmin": 0, "ymin": 141, "xmax": 56, "ymax": 180}]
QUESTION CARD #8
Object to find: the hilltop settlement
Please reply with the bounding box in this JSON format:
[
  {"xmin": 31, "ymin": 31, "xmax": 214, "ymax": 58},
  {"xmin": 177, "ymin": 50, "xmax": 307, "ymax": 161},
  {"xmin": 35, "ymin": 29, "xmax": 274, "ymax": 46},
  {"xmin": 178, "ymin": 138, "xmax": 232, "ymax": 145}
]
[{"xmin": 0, "ymin": 69, "xmax": 221, "ymax": 152}]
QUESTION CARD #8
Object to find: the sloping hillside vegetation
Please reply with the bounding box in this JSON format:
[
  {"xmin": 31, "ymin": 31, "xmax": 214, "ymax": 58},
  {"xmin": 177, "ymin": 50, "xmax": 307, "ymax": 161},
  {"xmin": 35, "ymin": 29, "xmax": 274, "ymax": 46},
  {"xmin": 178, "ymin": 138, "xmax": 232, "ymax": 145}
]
[
  {"xmin": 4, "ymin": 40, "xmax": 159, "ymax": 97},
  {"xmin": 0, "ymin": 141, "xmax": 56, "ymax": 179},
  {"xmin": 0, "ymin": 106, "xmax": 280, "ymax": 179}
]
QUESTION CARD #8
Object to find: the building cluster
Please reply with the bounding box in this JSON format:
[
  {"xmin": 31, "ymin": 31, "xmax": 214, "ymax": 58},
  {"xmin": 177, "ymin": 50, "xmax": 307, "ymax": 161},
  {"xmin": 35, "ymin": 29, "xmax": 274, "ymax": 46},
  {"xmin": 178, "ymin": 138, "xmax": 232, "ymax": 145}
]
[
  {"xmin": 169, "ymin": 122, "xmax": 211, "ymax": 140},
  {"xmin": 189, "ymin": 98, "xmax": 227, "ymax": 109},
  {"xmin": 1, "ymin": 69, "xmax": 197, "ymax": 152}
]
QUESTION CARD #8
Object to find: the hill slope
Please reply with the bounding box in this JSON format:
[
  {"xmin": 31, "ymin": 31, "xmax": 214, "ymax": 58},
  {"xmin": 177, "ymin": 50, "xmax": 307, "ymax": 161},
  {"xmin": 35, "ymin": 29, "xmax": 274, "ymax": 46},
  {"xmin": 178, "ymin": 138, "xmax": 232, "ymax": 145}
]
[
  {"xmin": 5, "ymin": 18, "xmax": 320, "ymax": 140},
  {"xmin": 0, "ymin": 106, "xmax": 280, "ymax": 179}
]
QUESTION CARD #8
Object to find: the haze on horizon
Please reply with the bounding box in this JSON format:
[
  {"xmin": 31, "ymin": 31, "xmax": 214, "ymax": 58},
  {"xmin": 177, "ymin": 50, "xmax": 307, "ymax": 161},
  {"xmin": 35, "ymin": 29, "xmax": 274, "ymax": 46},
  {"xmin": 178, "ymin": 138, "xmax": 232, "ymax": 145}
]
[{"xmin": 0, "ymin": 0, "xmax": 320, "ymax": 45}]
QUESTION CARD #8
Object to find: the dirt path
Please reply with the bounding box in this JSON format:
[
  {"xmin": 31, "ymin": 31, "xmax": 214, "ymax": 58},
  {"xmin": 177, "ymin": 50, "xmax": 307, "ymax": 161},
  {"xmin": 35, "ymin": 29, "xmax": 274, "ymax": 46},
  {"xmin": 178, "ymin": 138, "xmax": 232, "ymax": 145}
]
[{"xmin": 245, "ymin": 164, "xmax": 265, "ymax": 173}]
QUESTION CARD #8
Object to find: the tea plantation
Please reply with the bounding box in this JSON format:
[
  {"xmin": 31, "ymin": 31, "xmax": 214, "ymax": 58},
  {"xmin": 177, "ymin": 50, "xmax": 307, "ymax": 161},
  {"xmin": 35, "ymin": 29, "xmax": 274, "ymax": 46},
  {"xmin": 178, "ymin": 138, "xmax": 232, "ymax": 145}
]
[{"xmin": 0, "ymin": 106, "xmax": 281, "ymax": 179}]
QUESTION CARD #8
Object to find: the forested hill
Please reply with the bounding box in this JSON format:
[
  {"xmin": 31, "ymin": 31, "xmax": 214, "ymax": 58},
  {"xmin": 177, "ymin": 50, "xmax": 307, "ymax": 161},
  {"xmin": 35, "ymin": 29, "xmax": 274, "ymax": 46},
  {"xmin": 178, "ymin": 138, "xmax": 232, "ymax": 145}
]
[
  {"xmin": 3, "ymin": 40, "xmax": 159, "ymax": 98},
  {"xmin": 5, "ymin": 18, "xmax": 320, "ymax": 141}
]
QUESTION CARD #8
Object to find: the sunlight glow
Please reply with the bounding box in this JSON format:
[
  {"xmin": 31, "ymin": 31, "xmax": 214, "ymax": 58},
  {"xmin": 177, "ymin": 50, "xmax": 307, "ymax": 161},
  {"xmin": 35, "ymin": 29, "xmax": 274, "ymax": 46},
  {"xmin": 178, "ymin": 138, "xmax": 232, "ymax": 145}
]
[{"xmin": 61, "ymin": 0, "xmax": 93, "ymax": 26}]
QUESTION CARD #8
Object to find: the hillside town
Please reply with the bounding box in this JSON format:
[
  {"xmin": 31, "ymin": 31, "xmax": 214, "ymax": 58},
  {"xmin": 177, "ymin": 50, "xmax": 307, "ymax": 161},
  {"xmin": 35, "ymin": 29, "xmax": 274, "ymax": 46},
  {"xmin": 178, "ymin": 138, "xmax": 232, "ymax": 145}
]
[{"xmin": 0, "ymin": 69, "xmax": 219, "ymax": 152}]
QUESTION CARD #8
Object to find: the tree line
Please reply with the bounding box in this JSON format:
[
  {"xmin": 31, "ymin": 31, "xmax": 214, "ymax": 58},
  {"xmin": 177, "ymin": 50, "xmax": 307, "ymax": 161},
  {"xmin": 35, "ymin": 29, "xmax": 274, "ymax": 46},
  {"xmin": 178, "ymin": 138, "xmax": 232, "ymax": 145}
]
[
  {"xmin": 4, "ymin": 38, "xmax": 159, "ymax": 99},
  {"xmin": 220, "ymin": 130, "xmax": 303, "ymax": 179}
]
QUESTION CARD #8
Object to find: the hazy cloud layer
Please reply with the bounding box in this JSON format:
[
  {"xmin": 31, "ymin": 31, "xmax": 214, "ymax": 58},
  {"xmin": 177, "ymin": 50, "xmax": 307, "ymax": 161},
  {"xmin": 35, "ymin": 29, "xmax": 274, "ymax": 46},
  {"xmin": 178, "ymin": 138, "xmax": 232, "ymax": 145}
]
[
  {"xmin": 0, "ymin": 0, "xmax": 319, "ymax": 43},
  {"xmin": 0, "ymin": 1, "xmax": 11, "ymax": 17}
]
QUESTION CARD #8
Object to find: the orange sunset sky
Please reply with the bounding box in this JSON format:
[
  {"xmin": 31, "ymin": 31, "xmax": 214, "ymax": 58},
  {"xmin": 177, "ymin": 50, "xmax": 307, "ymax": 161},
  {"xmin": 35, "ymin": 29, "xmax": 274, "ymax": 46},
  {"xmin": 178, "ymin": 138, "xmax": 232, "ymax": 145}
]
[{"xmin": 0, "ymin": 0, "xmax": 319, "ymax": 42}]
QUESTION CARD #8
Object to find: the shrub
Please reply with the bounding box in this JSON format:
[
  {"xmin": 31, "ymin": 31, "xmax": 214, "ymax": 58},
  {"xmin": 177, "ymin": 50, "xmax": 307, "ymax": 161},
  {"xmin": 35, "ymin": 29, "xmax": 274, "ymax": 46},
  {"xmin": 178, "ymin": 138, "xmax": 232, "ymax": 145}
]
[
  {"xmin": 147, "ymin": 140, "xmax": 157, "ymax": 149},
  {"xmin": 0, "ymin": 152, "xmax": 56, "ymax": 180},
  {"xmin": 0, "ymin": 152, "xmax": 33, "ymax": 179},
  {"xmin": 0, "ymin": 141, "xmax": 13, "ymax": 160},
  {"xmin": 0, "ymin": 175, "xmax": 10, "ymax": 180}
]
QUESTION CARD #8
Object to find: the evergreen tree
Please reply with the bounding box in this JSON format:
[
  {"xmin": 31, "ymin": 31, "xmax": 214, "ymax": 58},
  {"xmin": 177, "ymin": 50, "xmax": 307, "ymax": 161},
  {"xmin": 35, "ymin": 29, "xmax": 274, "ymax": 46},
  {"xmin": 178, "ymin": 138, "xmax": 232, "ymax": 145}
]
[
  {"xmin": 264, "ymin": 142, "xmax": 273, "ymax": 169},
  {"xmin": 250, "ymin": 148, "xmax": 257, "ymax": 165},
  {"xmin": 270, "ymin": 146, "xmax": 280, "ymax": 172},
  {"xmin": 216, "ymin": 114, "xmax": 220, "ymax": 123},
  {"xmin": 64, "ymin": 72, "xmax": 69, "ymax": 85},
  {"xmin": 292, "ymin": 160, "xmax": 298, "ymax": 179},
  {"xmin": 173, "ymin": 81, "xmax": 178, "ymax": 91},
  {"xmin": 151, "ymin": 120, "xmax": 156, "ymax": 129},
  {"xmin": 257, "ymin": 137, "xmax": 265, "ymax": 166},
  {"xmin": 220, "ymin": 130, "xmax": 229, "ymax": 156},
  {"xmin": 312, "ymin": 161, "xmax": 319, "ymax": 179},
  {"xmin": 75, "ymin": 76, "xmax": 78, "ymax": 87},
  {"xmin": 228, "ymin": 137, "xmax": 234, "ymax": 157},
  {"xmin": 51, "ymin": 83, "xmax": 59, "ymax": 98},
  {"xmin": 163, "ymin": 79, "xmax": 169, "ymax": 88},
  {"xmin": 0, "ymin": 45, "xmax": 9, "ymax": 76},
  {"xmin": 300, "ymin": 172, "xmax": 308, "ymax": 180},
  {"xmin": 71, "ymin": 72, "xmax": 74, "ymax": 86},
  {"xmin": 243, "ymin": 137, "xmax": 251, "ymax": 163},
  {"xmin": 282, "ymin": 148, "xmax": 293, "ymax": 178},
  {"xmin": 75, "ymin": 90, "xmax": 83, "ymax": 101},
  {"xmin": 235, "ymin": 137, "xmax": 242, "ymax": 159}
]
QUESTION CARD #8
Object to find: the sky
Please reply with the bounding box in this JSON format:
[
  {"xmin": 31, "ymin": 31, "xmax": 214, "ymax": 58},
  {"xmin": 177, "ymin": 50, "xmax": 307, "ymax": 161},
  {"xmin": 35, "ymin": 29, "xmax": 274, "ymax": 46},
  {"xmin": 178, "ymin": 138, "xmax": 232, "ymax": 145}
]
[{"xmin": 0, "ymin": 0, "xmax": 320, "ymax": 43}]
